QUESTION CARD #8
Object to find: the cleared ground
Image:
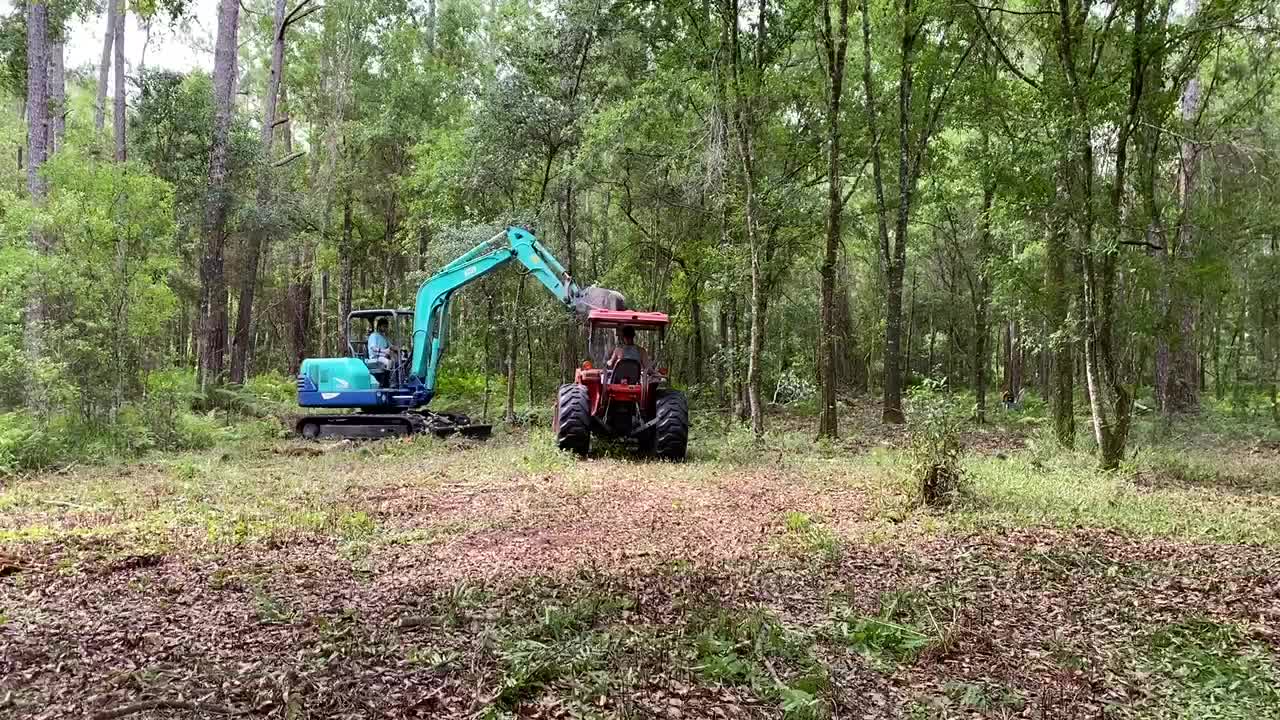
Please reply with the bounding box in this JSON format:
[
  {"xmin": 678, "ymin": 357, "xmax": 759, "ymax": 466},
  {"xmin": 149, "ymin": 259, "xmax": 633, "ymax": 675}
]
[{"xmin": 3, "ymin": 408, "xmax": 1280, "ymax": 719}]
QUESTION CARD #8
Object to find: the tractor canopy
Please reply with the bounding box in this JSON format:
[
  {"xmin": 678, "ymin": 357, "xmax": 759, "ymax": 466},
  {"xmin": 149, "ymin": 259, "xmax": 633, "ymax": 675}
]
[{"xmin": 586, "ymin": 309, "xmax": 670, "ymax": 329}]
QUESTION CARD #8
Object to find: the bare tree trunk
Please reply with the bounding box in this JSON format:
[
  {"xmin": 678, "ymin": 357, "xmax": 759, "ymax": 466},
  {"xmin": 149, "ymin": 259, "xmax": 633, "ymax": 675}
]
[
  {"xmin": 817, "ymin": 0, "xmax": 849, "ymax": 439},
  {"xmin": 113, "ymin": 0, "xmax": 126, "ymax": 162},
  {"xmin": 48, "ymin": 41, "xmax": 65, "ymax": 152},
  {"xmin": 197, "ymin": 0, "xmax": 240, "ymax": 393},
  {"xmin": 230, "ymin": 0, "xmax": 288, "ymax": 385},
  {"xmin": 95, "ymin": 0, "xmax": 117, "ymax": 134}
]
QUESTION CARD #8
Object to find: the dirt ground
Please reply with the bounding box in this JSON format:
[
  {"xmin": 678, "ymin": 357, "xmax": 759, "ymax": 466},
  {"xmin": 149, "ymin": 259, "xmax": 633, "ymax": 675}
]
[{"xmin": 3, "ymin": 413, "xmax": 1279, "ymax": 719}]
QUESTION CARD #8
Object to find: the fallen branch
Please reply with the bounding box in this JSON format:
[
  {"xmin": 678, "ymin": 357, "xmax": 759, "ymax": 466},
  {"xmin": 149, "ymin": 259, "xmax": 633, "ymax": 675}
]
[
  {"xmin": 92, "ymin": 699, "xmax": 240, "ymax": 720},
  {"xmin": 273, "ymin": 150, "xmax": 306, "ymax": 167},
  {"xmin": 41, "ymin": 499, "xmax": 91, "ymax": 510}
]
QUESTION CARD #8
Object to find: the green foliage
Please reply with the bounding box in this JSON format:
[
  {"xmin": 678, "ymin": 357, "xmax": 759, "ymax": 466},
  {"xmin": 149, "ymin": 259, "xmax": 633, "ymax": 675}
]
[
  {"xmin": 905, "ymin": 380, "xmax": 968, "ymax": 507},
  {"xmin": 1135, "ymin": 620, "xmax": 1280, "ymax": 720},
  {"xmin": 827, "ymin": 600, "xmax": 932, "ymax": 669}
]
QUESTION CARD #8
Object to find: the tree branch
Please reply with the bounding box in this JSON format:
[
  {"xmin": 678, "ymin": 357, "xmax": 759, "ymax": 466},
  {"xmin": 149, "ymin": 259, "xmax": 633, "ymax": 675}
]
[
  {"xmin": 273, "ymin": 150, "xmax": 306, "ymax": 167},
  {"xmin": 971, "ymin": 8, "xmax": 1040, "ymax": 90},
  {"xmin": 283, "ymin": 0, "xmax": 319, "ymax": 30},
  {"xmin": 964, "ymin": 2, "xmax": 1058, "ymax": 16}
]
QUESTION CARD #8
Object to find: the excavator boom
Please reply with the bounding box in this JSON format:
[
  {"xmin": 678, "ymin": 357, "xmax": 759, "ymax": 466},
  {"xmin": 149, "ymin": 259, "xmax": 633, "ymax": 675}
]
[{"xmin": 410, "ymin": 227, "xmax": 589, "ymax": 393}]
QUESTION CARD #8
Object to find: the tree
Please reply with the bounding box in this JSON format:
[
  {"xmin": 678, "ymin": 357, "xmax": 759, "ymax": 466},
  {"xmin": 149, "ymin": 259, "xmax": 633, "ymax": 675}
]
[
  {"xmin": 24, "ymin": 0, "xmax": 50, "ymax": 408},
  {"xmin": 113, "ymin": 0, "xmax": 125, "ymax": 161},
  {"xmin": 722, "ymin": 0, "xmax": 770, "ymax": 437},
  {"xmin": 230, "ymin": 0, "xmax": 311, "ymax": 384},
  {"xmin": 816, "ymin": 0, "xmax": 850, "ymax": 438},
  {"xmin": 859, "ymin": 0, "xmax": 973, "ymax": 424},
  {"xmin": 197, "ymin": 0, "xmax": 240, "ymax": 393}
]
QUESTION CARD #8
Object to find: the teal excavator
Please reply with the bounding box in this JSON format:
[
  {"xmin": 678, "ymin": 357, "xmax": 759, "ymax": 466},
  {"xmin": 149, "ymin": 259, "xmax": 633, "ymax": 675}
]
[{"xmin": 294, "ymin": 227, "xmax": 617, "ymax": 439}]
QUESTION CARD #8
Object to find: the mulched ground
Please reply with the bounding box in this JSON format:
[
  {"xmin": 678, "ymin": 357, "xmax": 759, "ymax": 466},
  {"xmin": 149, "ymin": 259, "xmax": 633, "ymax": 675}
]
[{"xmin": 5, "ymin": 507, "xmax": 1278, "ymax": 719}]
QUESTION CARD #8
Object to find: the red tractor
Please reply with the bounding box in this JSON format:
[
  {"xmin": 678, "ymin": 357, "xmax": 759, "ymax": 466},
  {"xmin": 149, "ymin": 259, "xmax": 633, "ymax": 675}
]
[{"xmin": 553, "ymin": 309, "xmax": 689, "ymax": 460}]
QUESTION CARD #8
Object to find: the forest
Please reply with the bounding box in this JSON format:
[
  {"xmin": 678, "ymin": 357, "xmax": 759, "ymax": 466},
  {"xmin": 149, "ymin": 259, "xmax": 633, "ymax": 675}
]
[
  {"xmin": 2, "ymin": 0, "xmax": 1280, "ymax": 718},
  {"xmin": 0, "ymin": 0, "xmax": 1275, "ymax": 466}
]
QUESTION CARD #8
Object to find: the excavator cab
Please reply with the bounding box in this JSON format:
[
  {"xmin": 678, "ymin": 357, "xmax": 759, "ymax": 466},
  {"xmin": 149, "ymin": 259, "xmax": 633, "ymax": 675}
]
[{"xmin": 346, "ymin": 308, "xmax": 413, "ymax": 388}]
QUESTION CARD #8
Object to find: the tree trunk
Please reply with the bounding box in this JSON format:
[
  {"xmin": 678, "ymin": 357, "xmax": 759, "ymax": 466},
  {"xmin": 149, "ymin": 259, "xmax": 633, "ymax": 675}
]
[
  {"xmin": 716, "ymin": 303, "xmax": 728, "ymax": 409},
  {"xmin": 725, "ymin": 0, "xmax": 768, "ymax": 437},
  {"xmin": 25, "ymin": 0, "xmax": 50, "ymax": 411},
  {"xmin": 48, "ymin": 41, "xmax": 65, "ymax": 152},
  {"xmin": 860, "ymin": 0, "xmax": 910, "ymax": 425},
  {"xmin": 1047, "ymin": 171, "xmax": 1074, "ymax": 447},
  {"xmin": 817, "ymin": 0, "xmax": 849, "ymax": 439},
  {"xmin": 339, "ymin": 189, "xmax": 354, "ymax": 352},
  {"xmin": 558, "ymin": 177, "xmax": 579, "ymax": 383},
  {"xmin": 1164, "ymin": 33, "xmax": 1202, "ymax": 415},
  {"xmin": 197, "ymin": 0, "xmax": 240, "ymax": 393},
  {"xmin": 95, "ymin": 0, "xmax": 117, "ymax": 134},
  {"xmin": 973, "ymin": 178, "xmax": 994, "ymax": 423},
  {"xmin": 689, "ymin": 283, "xmax": 705, "ymax": 385},
  {"xmin": 504, "ymin": 276, "xmax": 526, "ymax": 423},
  {"xmin": 230, "ymin": 0, "xmax": 287, "ymax": 385},
  {"xmin": 281, "ymin": 87, "xmax": 311, "ymax": 375},
  {"xmin": 113, "ymin": 0, "xmax": 125, "ymax": 162},
  {"xmin": 729, "ymin": 293, "xmax": 746, "ymax": 421}
]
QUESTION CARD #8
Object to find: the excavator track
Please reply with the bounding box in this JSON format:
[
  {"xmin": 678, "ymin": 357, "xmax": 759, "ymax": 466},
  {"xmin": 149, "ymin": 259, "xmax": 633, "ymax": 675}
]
[{"xmin": 296, "ymin": 411, "xmax": 491, "ymax": 441}]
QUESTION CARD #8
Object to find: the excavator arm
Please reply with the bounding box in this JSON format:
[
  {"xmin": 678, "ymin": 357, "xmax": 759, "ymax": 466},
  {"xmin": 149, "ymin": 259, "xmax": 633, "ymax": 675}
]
[{"xmin": 409, "ymin": 226, "xmax": 591, "ymax": 396}]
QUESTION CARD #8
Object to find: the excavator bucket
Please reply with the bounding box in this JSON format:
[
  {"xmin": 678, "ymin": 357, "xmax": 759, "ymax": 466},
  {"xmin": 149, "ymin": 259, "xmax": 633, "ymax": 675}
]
[{"xmin": 575, "ymin": 286, "xmax": 626, "ymax": 316}]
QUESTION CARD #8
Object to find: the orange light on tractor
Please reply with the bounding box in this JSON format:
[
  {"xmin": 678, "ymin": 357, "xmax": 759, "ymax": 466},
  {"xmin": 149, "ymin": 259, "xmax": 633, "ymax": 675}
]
[
  {"xmin": 582, "ymin": 360, "xmax": 593, "ymax": 370},
  {"xmin": 659, "ymin": 367, "xmax": 669, "ymax": 376}
]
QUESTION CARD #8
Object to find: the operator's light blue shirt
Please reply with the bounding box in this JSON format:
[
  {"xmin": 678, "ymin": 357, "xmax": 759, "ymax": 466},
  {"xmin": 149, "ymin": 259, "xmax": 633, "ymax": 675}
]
[{"xmin": 368, "ymin": 331, "xmax": 390, "ymax": 359}]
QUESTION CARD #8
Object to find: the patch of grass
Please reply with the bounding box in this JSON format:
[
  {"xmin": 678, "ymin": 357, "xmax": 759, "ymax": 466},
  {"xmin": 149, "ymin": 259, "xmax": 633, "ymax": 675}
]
[
  {"xmin": 691, "ymin": 606, "xmax": 830, "ymax": 719},
  {"xmin": 825, "ymin": 589, "xmax": 964, "ymax": 670},
  {"xmin": 253, "ymin": 587, "xmax": 298, "ymax": 625},
  {"xmin": 779, "ymin": 511, "xmax": 843, "ymax": 562},
  {"xmin": 956, "ymin": 451, "xmax": 1280, "ymax": 544},
  {"xmin": 1131, "ymin": 619, "xmax": 1280, "ymax": 720}
]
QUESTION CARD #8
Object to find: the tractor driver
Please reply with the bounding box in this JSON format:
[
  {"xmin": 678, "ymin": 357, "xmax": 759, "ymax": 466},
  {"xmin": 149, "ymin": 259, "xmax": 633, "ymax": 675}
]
[
  {"xmin": 606, "ymin": 326, "xmax": 649, "ymax": 375},
  {"xmin": 368, "ymin": 318, "xmax": 397, "ymax": 369}
]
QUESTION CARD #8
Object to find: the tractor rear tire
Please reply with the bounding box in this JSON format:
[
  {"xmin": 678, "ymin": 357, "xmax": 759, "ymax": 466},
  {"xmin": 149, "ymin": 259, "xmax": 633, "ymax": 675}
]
[
  {"xmin": 556, "ymin": 384, "xmax": 591, "ymax": 457},
  {"xmin": 653, "ymin": 390, "xmax": 689, "ymax": 461}
]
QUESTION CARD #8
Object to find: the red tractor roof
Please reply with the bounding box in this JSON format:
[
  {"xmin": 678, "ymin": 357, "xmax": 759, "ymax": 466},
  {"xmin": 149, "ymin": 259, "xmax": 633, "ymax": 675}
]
[{"xmin": 587, "ymin": 309, "xmax": 670, "ymax": 328}]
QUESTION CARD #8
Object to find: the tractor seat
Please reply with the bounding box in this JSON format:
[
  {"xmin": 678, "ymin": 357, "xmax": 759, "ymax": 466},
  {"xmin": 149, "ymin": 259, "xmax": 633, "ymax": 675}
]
[{"xmin": 610, "ymin": 358, "xmax": 642, "ymax": 385}]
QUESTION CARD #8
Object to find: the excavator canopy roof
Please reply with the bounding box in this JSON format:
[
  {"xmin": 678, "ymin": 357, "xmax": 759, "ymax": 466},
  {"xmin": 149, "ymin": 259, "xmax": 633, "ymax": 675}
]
[{"xmin": 587, "ymin": 309, "xmax": 669, "ymax": 329}]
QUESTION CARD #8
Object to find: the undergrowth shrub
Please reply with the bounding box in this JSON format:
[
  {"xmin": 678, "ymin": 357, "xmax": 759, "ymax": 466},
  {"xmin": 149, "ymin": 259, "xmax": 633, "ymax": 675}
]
[
  {"xmin": 0, "ymin": 412, "xmax": 70, "ymax": 475},
  {"xmin": 906, "ymin": 379, "xmax": 968, "ymax": 507}
]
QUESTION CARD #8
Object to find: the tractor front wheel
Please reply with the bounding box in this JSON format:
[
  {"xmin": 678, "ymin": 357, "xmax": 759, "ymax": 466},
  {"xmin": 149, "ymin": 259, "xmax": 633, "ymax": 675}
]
[
  {"xmin": 555, "ymin": 383, "xmax": 591, "ymax": 457},
  {"xmin": 653, "ymin": 390, "xmax": 689, "ymax": 461}
]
